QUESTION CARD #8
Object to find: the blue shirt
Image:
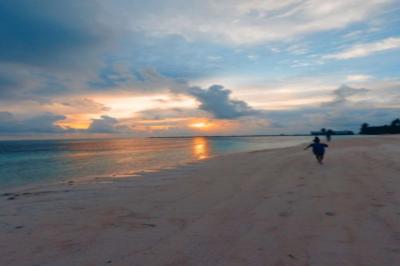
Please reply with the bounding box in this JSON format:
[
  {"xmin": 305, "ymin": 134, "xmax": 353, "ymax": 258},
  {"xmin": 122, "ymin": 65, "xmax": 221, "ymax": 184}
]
[{"xmin": 310, "ymin": 143, "xmax": 328, "ymax": 155}]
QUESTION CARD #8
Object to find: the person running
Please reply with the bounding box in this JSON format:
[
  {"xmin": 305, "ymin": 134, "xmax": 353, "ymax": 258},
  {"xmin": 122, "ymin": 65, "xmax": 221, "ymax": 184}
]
[
  {"xmin": 326, "ymin": 130, "xmax": 333, "ymax": 142},
  {"xmin": 304, "ymin": 137, "xmax": 328, "ymax": 164}
]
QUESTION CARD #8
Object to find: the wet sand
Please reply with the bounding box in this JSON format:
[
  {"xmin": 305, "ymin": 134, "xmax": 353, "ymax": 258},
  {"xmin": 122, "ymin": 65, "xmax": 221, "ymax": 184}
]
[{"xmin": 1, "ymin": 136, "xmax": 400, "ymax": 266}]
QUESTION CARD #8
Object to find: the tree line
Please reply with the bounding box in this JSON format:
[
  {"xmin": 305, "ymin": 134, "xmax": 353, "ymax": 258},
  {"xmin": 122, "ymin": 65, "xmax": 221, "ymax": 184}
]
[{"xmin": 360, "ymin": 118, "xmax": 400, "ymax": 134}]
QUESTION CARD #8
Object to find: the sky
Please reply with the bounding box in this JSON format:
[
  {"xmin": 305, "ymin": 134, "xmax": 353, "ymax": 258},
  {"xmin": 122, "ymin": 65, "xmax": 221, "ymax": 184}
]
[{"xmin": 0, "ymin": 0, "xmax": 400, "ymax": 138}]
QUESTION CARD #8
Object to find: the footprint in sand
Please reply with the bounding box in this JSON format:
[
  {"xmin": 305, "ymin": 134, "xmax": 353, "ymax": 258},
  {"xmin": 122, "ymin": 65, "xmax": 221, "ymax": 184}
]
[
  {"xmin": 279, "ymin": 212, "xmax": 291, "ymax": 217},
  {"xmin": 385, "ymin": 247, "xmax": 400, "ymax": 253},
  {"xmin": 141, "ymin": 223, "xmax": 156, "ymax": 227},
  {"xmin": 311, "ymin": 195, "xmax": 324, "ymax": 198},
  {"xmin": 169, "ymin": 218, "xmax": 187, "ymax": 230},
  {"xmin": 392, "ymin": 232, "xmax": 400, "ymax": 241},
  {"xmin": 4, "ymin": 190, "xmax": 71, "ymax": 201},
  {"xmin": 325, "ymin": 211, "xmax": 335, "ymax": 216}
]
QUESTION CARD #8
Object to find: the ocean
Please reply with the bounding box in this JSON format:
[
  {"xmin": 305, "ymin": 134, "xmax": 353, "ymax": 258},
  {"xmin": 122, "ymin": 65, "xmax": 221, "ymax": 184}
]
[{"xmin": 0, "ymin": 136, "xmax": 311, "ymax": 189}]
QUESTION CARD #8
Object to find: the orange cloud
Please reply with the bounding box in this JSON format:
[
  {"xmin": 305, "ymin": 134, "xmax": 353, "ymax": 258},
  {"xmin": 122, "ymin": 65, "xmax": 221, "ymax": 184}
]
[{"xmin": 56, "ymin": 114, "xmax": 93, "ymax": 129}]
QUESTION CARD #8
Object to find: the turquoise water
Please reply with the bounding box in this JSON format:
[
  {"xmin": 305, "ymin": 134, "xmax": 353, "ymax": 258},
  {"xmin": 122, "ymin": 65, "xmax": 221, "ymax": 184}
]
[{"xmin": 0, "ymin": 136, "xmax": 310, "ymax": 188}]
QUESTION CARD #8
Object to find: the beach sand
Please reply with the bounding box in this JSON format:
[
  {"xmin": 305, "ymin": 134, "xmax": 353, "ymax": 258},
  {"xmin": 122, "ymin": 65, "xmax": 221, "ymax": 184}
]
[{"xmin": 1, "ymin": 136, "xmax": 400, "ymax": 266}]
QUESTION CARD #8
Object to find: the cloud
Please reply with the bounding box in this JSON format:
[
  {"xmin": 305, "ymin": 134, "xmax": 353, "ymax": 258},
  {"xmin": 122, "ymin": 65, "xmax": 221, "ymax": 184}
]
[
  {"xmin": 265, "ymin": 105, "xmax": 400, "ymax": 134},
  {"xmin": 0, "ymin": 112, "xmax": 134, "ymax": 135},
  {"xmin": 45, "ymin": 98, "xmax": 110, "ymax": 115},
  {"xmin": 95, "ymin": 69, "xmax": 262, "ymax": 120},
  {"xmin": 122, "ymin": 0, "xmax": 393, "ymax": 44},
  {"xmin": 0, "ymin": 1, "xmax": 398, "ymax": 137},
  {"xmin": 0, "ymin": 64, "xmax": 44, "ymax": 100},
  {"xmin": 324, "ymin": 84, "xmax": 369, "ymax": 107},
  {"xmin": 0, "ymin": 1, "xmax": 110, "ymax": 68},
  {"xmin": 346, "ymin": 75, "xmax": 372, "ymax": 82},
  {"xmin": 333, "ymin": 85, "xmax": 369, "ymax": 99},
  {"xmin": 135, "ymin": 108, "xmax": 198, "ymax": 120},
  {"xmin": 324, "ymin": 37, "xmax": 400, "ymax": 60},
  {"xmin": 90, "ymin": 66, "xmax": 185, "ymax": 94},
  {"xmin": 0, "ymin": 1, "xmax": 114, "ymax": 102},
  {"xmin": 261, "ymin": 82, "xmax": 400, "ymax": 133},
  {"xmin": 0, "ymin": 112, "xmax": 66, "ymax": 134},
  {"xmin": 184, "ymin": 85, "xmax": 259, "ymax": 119},
  {"xmin": 86, "ymin": 115, "xmax": 131, "ymax": 133},
  {"xmin": 86, "ymin": 116, "xmax": 119, "ymax": 133}
]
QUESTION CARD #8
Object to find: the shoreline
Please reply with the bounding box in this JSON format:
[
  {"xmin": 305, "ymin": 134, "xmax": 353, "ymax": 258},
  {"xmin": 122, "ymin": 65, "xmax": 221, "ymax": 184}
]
[
  {"xmin": 0, "ymin": 145, "xmax": 297, "ymax": 195},
  {"xmin": 1, "ymin": 136, "xmax": 400, "ymax": 265},
  {"xmin": 0, "ymin": 138, "xmax": 312, "ymax": 194}
]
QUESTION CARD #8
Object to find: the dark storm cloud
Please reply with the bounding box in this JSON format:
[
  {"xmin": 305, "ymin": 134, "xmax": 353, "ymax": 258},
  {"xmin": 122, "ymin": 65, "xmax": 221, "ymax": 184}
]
[
  {"xmin": 86, "ymin": 115, "xmax": 131, "ymax": 133},
  {"xmin": 326, "ymin": 85, "xmax": 369, "ymax": 106},
  {"xmin": 333, "ymin": 85, "xmax": 369, "ymax": 98},
  {"xmin": 185, "ymin": 85, "xmax": 258, "ymax": 119},
  {"xmin": 0, "ymin": 112, "xmax": 131, "ymax": 135},
  {"xmin": 0, "ymin": 65, "xmax": 36, "ymax": 99},
  {"xmin": 0, "ymin": 112, "xmax": 130, "ymax": 134},
  {"xmin": 0, "ymin": 0, "xmax": 108, "ymax": 68},
  {"xmin": 0, "ymin": 0, "xmax": 113, "ymax": 102},
  {"xmin": 0, "ymin": 112, "xmax": 66, "ymax": 133}
]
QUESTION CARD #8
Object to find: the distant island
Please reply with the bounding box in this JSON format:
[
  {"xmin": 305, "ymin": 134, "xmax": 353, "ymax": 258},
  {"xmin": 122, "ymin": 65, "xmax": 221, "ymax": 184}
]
[
  {"xmin": 360, "ymin": 118, "xmax": 400, "ymax": 135},
  {"xmin": 311, "ymin": 128, "xmax": 354, "ymax": 136},
  {"xmin": 152, "ymin": 119, "xmax": 400, "ymax": 138}
]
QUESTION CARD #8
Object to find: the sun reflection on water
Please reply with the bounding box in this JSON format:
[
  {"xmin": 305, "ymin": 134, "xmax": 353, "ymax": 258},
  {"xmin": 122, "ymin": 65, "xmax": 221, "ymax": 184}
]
[{"xmin": 192, "ymin": 137, "xmax": 210, "ymax": 160}]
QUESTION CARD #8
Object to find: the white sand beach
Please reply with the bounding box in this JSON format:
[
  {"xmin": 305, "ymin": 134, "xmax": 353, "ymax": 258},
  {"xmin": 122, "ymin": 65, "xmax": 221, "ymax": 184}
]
[{"xmin": 1, "ymin": 136, "xmax": 400, "ymax": 266}]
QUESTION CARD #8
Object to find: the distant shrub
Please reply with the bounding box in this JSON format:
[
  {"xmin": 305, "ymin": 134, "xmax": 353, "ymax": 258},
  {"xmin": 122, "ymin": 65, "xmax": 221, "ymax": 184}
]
[{"xmin": 360, "ymin": 118, "xmax": 400, "ymax": 134}]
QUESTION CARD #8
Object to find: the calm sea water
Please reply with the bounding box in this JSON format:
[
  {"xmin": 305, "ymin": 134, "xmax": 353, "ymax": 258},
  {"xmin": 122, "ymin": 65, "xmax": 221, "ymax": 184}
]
[{"xmin": 0, "ymin": 136, "xmax": 310, "ymax": 189}]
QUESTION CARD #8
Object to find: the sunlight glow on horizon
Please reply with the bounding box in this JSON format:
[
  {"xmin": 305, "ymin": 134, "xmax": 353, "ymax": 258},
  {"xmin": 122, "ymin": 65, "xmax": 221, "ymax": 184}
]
[
  {"xmin": 189, "ymin": 121, "xmax": 212, "ymax": 130},
  {"xmin": 56, "ymin": 114, "xmax": 94, "ymax": 129}
]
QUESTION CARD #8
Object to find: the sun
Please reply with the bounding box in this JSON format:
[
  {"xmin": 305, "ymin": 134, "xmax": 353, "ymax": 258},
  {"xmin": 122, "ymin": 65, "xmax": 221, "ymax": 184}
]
[{"xmin": 190, "ymin": 122, "xmax": 208, "ymax": 128}]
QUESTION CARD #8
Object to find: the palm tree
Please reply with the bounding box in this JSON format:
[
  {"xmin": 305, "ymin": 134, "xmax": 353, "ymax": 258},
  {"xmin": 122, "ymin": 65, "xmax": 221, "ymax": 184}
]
[
  {"xmin": 390, "ymin": 118, "xmax": 400, "ymax": 127},
  {"xmin": 360, "ymin": 123, "xmax": 369, "ymax": 134}
]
